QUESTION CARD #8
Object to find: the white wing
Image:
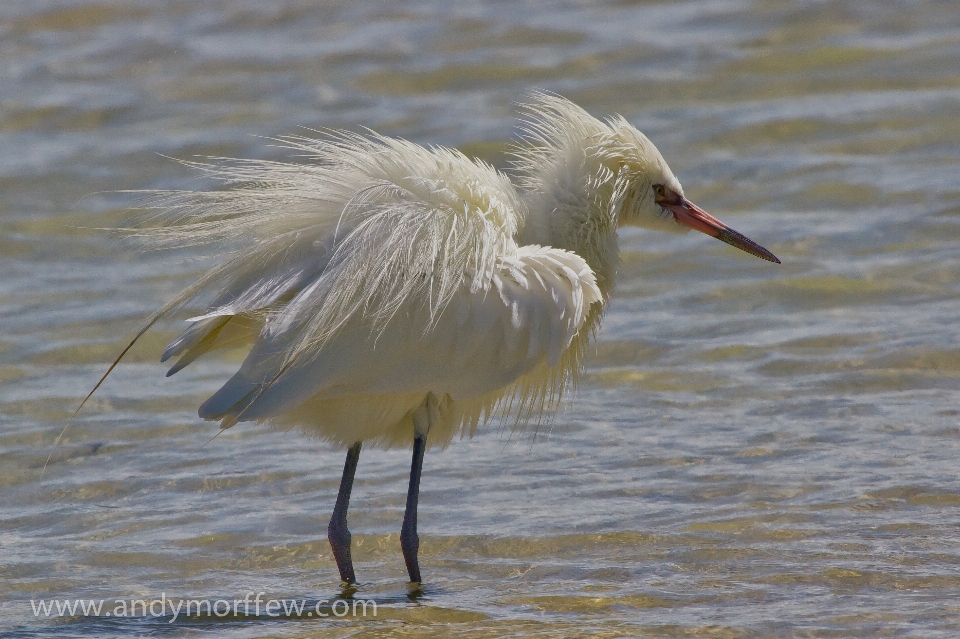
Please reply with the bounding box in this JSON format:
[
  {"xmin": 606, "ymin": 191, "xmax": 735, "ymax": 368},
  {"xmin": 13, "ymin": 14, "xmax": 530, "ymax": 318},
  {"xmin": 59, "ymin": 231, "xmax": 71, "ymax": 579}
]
[{"xmin": 198, "ymin": 244, "xmax": 601, "ymax": 427}]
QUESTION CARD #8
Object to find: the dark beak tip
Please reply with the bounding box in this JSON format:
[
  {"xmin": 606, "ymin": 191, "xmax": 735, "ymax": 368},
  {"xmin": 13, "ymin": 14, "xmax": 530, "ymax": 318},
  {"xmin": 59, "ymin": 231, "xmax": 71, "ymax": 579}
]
[{"xmin": 758, "ymin": 248, "xmax": 781, "ymax": 264}]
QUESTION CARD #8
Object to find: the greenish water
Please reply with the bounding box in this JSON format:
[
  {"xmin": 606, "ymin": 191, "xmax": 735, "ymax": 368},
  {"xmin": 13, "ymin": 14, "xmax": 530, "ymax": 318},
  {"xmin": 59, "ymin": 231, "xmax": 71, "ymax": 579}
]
[{"xmin": 3, "ymin": 1, "xmax": 960, "ymax": 637}]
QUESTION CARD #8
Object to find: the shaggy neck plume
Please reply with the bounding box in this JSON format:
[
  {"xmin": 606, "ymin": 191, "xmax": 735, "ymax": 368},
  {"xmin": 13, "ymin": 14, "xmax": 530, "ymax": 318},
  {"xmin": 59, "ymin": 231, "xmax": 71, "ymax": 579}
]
[{"xmin": 519, "ymin": 140, "xmax": 625, "ymax": 302}]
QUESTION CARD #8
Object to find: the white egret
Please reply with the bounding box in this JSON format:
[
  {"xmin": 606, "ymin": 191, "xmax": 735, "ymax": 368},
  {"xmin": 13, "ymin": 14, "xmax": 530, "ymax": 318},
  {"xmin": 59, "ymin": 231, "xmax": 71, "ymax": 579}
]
[{"xmin": 81, "ymin": 93, "xmax": 779, "ymax": 585}]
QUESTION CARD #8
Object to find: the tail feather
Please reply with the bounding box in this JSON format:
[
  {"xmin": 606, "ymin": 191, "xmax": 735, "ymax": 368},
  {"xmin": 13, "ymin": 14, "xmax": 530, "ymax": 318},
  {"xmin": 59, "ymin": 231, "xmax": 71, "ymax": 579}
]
[
  {"xmin": 166, "ymin": 318, "xmax": 229, "ymax": 376},
  {"xmin": 162, "ymin": 316, "xmax": 229, "ymax": 364}
]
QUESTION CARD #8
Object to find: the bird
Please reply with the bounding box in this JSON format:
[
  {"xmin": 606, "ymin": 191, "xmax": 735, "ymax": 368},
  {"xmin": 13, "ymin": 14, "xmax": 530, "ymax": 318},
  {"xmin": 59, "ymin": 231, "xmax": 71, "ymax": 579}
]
[{"xmin": 80, "ymin": 92, "xmax": 779, "ymax": 586}]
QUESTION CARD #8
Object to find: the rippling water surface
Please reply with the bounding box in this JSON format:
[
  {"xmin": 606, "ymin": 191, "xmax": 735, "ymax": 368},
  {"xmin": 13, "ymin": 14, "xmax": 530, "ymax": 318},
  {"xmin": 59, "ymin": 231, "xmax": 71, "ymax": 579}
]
[{"xmin": 3, "ymin": 1, "xmax": 960, "ymax": 637}]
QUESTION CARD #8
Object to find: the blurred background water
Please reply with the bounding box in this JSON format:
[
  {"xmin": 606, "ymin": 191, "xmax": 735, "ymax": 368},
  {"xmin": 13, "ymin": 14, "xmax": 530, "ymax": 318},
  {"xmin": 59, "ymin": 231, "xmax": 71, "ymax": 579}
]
[{"xmin": 3, "ymin": 0, "xmax": 960, "ymax": 637}]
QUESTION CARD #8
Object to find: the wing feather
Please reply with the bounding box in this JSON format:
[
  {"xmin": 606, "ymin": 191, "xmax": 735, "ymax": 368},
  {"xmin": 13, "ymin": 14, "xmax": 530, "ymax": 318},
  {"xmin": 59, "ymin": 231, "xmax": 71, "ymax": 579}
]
[{"xmin": 201, "ymin": 245, "xmax": 600, "ymax": 428}]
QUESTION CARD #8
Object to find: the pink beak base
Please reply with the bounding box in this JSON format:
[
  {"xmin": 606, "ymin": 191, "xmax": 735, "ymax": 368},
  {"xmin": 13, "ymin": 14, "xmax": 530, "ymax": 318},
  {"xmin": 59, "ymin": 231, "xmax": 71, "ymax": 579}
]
[{"xmin": 664, "ymin": 198, "xmax": 780, "ymax": 264}]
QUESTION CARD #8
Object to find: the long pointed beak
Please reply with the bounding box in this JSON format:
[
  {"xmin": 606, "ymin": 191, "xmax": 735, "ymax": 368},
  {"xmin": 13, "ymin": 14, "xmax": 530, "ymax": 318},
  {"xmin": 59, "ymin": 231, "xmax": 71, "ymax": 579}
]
[{"xmin": 664, "ymin": 197, "xmax": 780, "ymax": 264}]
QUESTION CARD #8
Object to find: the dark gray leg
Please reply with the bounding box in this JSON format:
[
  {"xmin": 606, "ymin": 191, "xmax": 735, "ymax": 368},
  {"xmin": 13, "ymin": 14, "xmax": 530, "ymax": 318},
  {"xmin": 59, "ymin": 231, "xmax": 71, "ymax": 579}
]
[
  {"xmin": 328, "ymin": 442, "xmax": 362, "ymax": 583},
  {"xmin": 400, "ymin": 432, "xmax": 427, "ymax": 583}
]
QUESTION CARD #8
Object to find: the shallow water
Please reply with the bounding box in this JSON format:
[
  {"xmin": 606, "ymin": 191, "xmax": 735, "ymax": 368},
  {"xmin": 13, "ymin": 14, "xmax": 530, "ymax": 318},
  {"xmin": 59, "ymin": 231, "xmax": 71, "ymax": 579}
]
[{"xmin": 3, "ymin": 0, "xmax": 960, "ymax": 637}]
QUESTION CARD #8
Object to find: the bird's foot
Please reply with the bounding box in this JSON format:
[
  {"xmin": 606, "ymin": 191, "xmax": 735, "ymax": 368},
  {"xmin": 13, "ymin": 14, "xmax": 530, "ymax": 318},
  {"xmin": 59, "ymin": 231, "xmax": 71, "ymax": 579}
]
[
  {"xmin": 406, "ymin": 582, "xmax": 425, "ymax": 601},
  {"xmin": 337, "ymin": 581, "xmax": 359, "ymax": 600}
]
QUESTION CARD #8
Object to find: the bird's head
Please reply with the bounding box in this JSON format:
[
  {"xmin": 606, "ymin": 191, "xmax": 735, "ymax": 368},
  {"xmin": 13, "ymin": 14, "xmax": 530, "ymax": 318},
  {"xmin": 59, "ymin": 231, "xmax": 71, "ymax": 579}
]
[{"xmin": 605, "ymin": 119, "xmax": 780, "ymax": 264}]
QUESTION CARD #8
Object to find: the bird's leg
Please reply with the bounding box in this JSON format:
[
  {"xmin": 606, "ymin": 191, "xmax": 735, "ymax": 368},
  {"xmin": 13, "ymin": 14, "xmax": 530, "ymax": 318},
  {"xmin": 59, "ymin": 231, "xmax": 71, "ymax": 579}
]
[
  {"xmin": 328, "ymin": 441, "xmax": 362, "ymax": 584},
  {"xmin": 401, "ymin": 394, "xmax": 436, "ymax": 584},
  {"xmin": 400, "ymin": 432, "xmax": 427, "ymax": 583}
]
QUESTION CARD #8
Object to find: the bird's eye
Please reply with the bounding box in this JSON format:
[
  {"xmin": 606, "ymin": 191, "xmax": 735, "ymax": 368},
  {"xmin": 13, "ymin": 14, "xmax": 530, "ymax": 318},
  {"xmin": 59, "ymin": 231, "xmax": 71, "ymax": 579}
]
[{"xmin": 652, "ymin": 184, "xmax": 664, "ymax": 197}]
